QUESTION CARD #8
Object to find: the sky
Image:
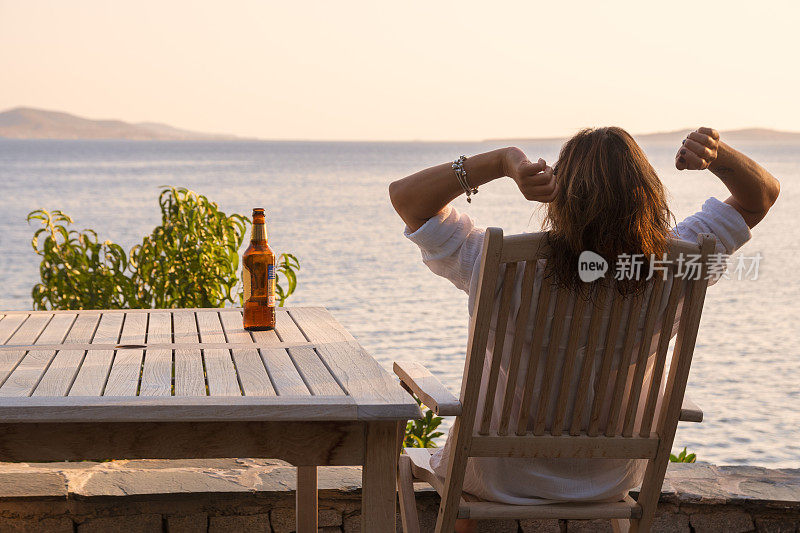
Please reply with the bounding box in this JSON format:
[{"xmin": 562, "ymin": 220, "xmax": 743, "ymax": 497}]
[{"xmin": 1, "ymin": 0, "xmax": 799, "ymax": 141}]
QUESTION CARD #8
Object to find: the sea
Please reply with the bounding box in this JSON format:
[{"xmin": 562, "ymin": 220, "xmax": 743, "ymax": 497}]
[{"xmin": 0, "ymin": 138, "xmax": 797, "ymax": 467}]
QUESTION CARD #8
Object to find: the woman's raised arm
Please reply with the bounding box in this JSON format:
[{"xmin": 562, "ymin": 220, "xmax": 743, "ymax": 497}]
[
  {"xmin": 389, "ymin": 147, "xmax": 556, "ymax": 232},
  {"xmin": 676, "ymin": 127, "xmax": 781, "ymax": 228}
]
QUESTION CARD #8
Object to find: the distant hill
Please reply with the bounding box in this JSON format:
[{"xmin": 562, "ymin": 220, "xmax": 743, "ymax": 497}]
[
  {"xmin": 490, "ymin": 128, "xmax": 800, "ymax": 144},
  {"xmin": 3, "ymin": 108, "xmax": 798, "ymax": 143},
  {"xmin": 637, "ymin": 128, "xmax": 800, "ymax": 144},
  {"xmin": 0, "ymin": 107, "xmax": 239, "ymax": 140}
]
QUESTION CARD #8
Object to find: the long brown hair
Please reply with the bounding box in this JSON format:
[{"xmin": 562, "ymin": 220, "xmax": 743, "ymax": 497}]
[{"xmin": 543, "ymin": 127, "xmax": 674, "ymax": 296}]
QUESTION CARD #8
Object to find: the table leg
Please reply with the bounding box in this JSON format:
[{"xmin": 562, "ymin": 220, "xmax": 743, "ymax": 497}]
[
  {"xmin": 396, "ymin": 419, "xmax": 406, "ymax": 457},
  {"xmin": 362, "ymin": 421, "xmax": 398, "ymax": 533},
  {"xmin": 296, "ymin": 466, "xmax": 318, "ymax": 533}
]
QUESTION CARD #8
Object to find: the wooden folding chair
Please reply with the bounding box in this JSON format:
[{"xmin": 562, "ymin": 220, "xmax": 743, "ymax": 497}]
[{"xmin": 394, "ymin": 228, "xmax": 713, "ymax": 532}]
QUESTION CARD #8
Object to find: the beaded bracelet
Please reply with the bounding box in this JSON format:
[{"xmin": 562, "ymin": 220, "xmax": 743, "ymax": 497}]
[{"xmin": 452, "ymin": 155, "xmax": 478, "ymax": 203}]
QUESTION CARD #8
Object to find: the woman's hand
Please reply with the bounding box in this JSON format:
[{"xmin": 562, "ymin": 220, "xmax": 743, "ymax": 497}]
[
  {"xmin": 675, "ymin": 127, "xmax": 720, "ymax": 170},
  {"xmin": 503, "ymin": 147, "xmax": 558, "ymax": 202}
]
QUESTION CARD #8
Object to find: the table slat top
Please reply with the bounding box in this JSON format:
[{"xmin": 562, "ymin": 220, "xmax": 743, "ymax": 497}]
[{"xmin": 0, "ymin": 307, "xmax": 419, "ymax": 422}]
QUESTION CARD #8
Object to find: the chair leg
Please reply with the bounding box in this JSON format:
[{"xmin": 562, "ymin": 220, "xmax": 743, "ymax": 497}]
[{"xmin": 397, "ymin": 455, "xmax": 421, "ymax": 533}]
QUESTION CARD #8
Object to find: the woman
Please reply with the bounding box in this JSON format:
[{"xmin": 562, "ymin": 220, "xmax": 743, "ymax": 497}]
[{"xmin": 389, "ymin": 127, "xmax": 779, "ymax": 531}]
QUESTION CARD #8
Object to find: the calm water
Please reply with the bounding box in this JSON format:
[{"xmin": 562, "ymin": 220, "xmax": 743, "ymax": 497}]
[{"xmin": 0, "ymin": 139, "xmax": 797, "ymax": 467}]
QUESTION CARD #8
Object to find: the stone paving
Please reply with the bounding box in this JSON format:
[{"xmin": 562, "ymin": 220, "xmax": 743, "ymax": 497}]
[{"xmin": 0, "ymin": 460, "xmax": 797, "ymax": 532}]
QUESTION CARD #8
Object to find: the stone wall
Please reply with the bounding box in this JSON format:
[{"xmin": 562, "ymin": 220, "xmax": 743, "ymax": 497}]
[{"xmin": 0, "ymin": 459, "xmax": 797, "ymax": 532}]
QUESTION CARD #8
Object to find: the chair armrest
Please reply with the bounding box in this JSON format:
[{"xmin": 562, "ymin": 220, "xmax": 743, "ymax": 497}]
[
  {"xmin": 679, "ymin": 395, "xmax": 703, "ymax": 423},
  {"xmin": 393, "ymin": 360, "xmax": 462, "ymax": 416}
]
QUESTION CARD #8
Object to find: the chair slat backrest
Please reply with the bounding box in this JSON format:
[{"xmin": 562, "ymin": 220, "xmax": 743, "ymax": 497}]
[
  {"xmin": 532, "ymin": 289, "xmax": 570, "ymax": 436},
  {"xmin": 496, "ymin": 260, "xmax": 538, "ymax": 436},
  {"xmin": 478, "ymin": 262, "xmax": 519, "ymax": 435},
  {"xmin": 514, "ymin": 271, "xmax": 553, "ymax": 435},
  {"xmin": 549, "ymin": 293, "xmax": 587, "ymax": 436},
  {"xmin": 568, "ymin": 285, "xmax": 607, "ymax": 436},
  {"xmin": 440, "ymin": 228, "xmax": 715, "ymax": 526},
  {"xmin": 587, "ymin": 295, "xmax": 626, "ymax": 437},
  {"xmin": 622, "ymin": 277, "xmax": 665, "ymax": 438}
]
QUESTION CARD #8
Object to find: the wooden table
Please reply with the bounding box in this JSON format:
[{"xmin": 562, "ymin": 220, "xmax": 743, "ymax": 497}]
[{"xmin": 0, "ymin": 306, "xmax": 419, "ymax": 532}]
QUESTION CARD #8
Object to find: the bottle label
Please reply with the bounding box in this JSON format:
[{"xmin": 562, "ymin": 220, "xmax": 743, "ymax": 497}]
[
  {"xmin": 243, "ymin": 266, "xmax": 252, "ymax": 302},
  {"xmin": 267, "ymin": 264, "xmax": 276, "ymax": 307}
]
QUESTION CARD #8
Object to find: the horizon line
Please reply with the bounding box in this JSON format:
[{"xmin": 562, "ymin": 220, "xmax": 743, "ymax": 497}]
[{"xmin": 3, "ymin": 130, "xmax": 799, "ymax": 144}]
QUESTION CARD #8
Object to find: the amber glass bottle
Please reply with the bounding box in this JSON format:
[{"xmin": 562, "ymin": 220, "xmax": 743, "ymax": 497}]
[{"xmin": 242, "ymin": 208, "xmax": 276, "ymax": 330}]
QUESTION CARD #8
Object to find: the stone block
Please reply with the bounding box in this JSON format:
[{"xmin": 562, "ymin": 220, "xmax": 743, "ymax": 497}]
[
  {"xmin": 319, "ymin": 509, "xmax": 343, "ymax": 527},
  {"xmin": 566, "ymin": 519, "xmax": 614, "ymax": 532},
  {"xmin": 391, "ymin": 509, "xmax": 439, "ymax": 533},
  {"xmin": 0, "ymin": 517, "xmax": 74, "ymax": 533},
  {"xmin": 690, "ymin": 510, "xmax": 755, "ymax": 533},
  {"xmin": 167, "ymin": 513, "xmax": 208, "ymax": 532},
  {"xmin": 208, "ymin": 513, "xmax": 271, "ymax": 533},
  {"xmin": 0, "ymin": 471, "xmax": 68, "ymax": 499},
  {"xmin": 317, "ymin": 528, "xmax": 341, "ymax": 532},
  {"xmin": 520, "ymin": 518, "xmax": 562, "ymax": 532},
  {"xmin": 77, "ymin": 514, "xmax": 163, "ymax": 533},
  {"xmin": 343, "ymin": 513, "xmax": 359, "ymax": 533},
  {"xmin": 271, "ymin": 507, "xmax": 295, "ymax": 532},
  {"xmin": 122, "ymin": 458, "xmax": 251, "ymax": 470},
  {"xmin": 652, "ymin": 510, "xmax": 691, "ymax": 533},
  {"xmin": 477, "ymin": 519, "xmax": 519, "ymax": 532},
  {"xmin": 344, "ymin": 512, "xmax": 409, "ymax": 533},
  {"xmin": 73, "ymin": 466, "xmax": 262, "ymax": 498},
  {"xmin": 315, "ymin": 467, "xmax": 364, "ymax": 496},
  {"xmin": 271, "ymin": 507, "xmax": 341, "ymax": 531},
  {"xmin": 755, "ymin": 517, "xmax": 799, "ymax": 533}
]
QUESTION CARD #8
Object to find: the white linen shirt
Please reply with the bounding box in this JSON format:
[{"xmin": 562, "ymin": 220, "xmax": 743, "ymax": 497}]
[{"xmin": 404, "ymin": 197, "xmax": 751, "ymax": 505}]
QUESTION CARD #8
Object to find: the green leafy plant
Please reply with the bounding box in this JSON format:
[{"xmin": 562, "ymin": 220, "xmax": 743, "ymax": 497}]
[
  {"xmin": 29, "ymin": 186, "xmax": 299, "ymax": 310},
  {"xmin": 128, "ymin": 187, "xmax": 248, "ymax": 308},
  {"xmin": 275, "ymin": 253, "xmax": 300, "ymax": 307},
  {"xmin": 669, "ymin": 447, "xmax": 697, "ymax": 463},
  {"xmin": 28, "ymin": 209, "xmax": 134, "ymax": 310},
  {"xmin": 404, "ymin": 396, "xmax": 445, "ymax": 448}
]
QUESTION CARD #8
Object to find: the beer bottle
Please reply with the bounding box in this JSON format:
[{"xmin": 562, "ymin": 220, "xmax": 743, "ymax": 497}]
[{"xmin": 242, "ymin": 208, "xmax": 276, "ymax": 330}]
